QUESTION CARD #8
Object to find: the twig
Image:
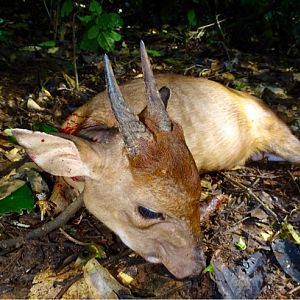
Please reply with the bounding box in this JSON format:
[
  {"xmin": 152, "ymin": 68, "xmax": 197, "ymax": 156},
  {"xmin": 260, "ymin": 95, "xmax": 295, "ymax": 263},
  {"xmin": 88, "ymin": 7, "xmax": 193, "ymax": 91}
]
[
  {"xmin": 102, "ymin": 249, "xmax": 132, "ymax": 267},
  {"xmin": 54, "ymin": 273, "xmax": 83, "ymax": 299},
  {"xmin": 42, "ymin": 0, "xmax": 51, "ymax": 19},
  {"xmin": 232, "ymin": 173, "xmax": 281, "ymax": 179},
  {"xmin": 288, "ymin": 170, "xmax": 300, "ymax": 194},
  {"xmin": 0, "ymin": 195, "xmax": 84, "ymax": 250},
  {"xmin": 154, "ymin": 279, "xmax": 194, "ymax": 299},
  {"xmin": 72, "ymin": 12, "xmax": 79, "ymax": 90},
  {"xmin": 0, "ymin": 156, "xmax": 29, "ymax": 178},
  {"xmin": 288, "ymin": 285, "xmax": 300, "ymax": 295},
  {"xmin": 188, "ymin": 18, "xmax": 226, "ymax": 40},
  {"xmin": 214, "ymin": 15, "xmax": 231, "ymax": 61},
  {"xmin": 198, "ymin": 18, "xmax": 226, "ymax": 30},
  {"xmin": 59, "ymin": 228, "xmax": 90, "ymax": 246},
  {"xmin": 222, "ymin": 172, "xmax": 279, "ymax": 220},
  {"xmin": 215, "ymin": 15, "xmax": 226, "ymax": 43}
]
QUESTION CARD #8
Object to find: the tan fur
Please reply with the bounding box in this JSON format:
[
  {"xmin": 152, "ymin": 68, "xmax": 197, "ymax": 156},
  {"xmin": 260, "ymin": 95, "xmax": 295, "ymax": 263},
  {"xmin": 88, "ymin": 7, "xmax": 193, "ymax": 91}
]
[{"xmin": 62, "ymin": 74, "xmax": 300, "ymax": 172}]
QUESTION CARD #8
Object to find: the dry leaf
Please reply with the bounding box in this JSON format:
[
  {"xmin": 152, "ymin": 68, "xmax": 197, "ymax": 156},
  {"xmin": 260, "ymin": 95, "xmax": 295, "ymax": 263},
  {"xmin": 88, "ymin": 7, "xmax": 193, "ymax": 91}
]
[
  {"xmin": 83, "ymin": 258, "xmax": 130, "ymax": 299},
  {"xmin": 27, "ymin": 98, "xmax": 45, "ymax": 111}
]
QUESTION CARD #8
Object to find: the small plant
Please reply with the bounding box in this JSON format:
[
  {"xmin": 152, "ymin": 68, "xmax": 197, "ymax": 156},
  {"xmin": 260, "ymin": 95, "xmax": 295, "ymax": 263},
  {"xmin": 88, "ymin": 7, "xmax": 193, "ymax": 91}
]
[
  {"xmin": 202, "ymin": 262, "xmax": 214, "ymax": 274},
  {"xmin": 235, "ymin": 237, "xmax": 247, "ymax": 250},
  {"xmin": 187, "ymin": 9, "xmax": 198, "ymax": 29},
  {"xmin": 78, "ymin": 0, "xmax": 123, "ymax": 52},
  {"xmin": 0, "ymin": 18, "xmax": 13, "ymax": 43}
]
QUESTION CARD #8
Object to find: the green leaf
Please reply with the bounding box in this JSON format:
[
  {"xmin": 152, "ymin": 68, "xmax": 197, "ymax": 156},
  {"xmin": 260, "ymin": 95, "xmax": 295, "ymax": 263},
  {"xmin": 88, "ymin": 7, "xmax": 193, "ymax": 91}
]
[
  {"xmin": 79, "ymin": 11, "xmax": 123, "ymax": 52},
  {"xmin": 107, "ymin": 13, "xmax": 124, "ymax": 27},
  {"xmin": 61, "ymin": 0, "xmax": 73, "ymax": 17},
  {"xmin": 0, "ymin": 29, "xmax": 12, "ymax": 42},
  {"xmin": 163, "ymin": 57, "xmax": 183, "ymax": 66},
  {"xmin": 38, "ymin": 40, "xmax": 56, "ymax": 48},
  {"xmin": 110, "ymin": 30, "xmax": 122, "ymax": 42},
  {"xmin": 78, "ymin": 15, "xmax": 93, "ymax": 24},
  {"xmin": 286, "ymin": 224, "xmax": 300, "ymax": 244},
  {"xmin": 3, "ymin": 128, "xmax": 19, "ymax": 144},
  {"xmin": 147, "ymin": 49, "xmax": 162, "ymax": 57},
  {"xmin": 235, "ymin": 82, "xmax": 248, "ymax": 90},
  {"xmin": 0, "ymin": 185, "xmax": 34, "ymax": 214},
  {"xmin": 7, "ymin": 135, "xmax": 18, "ymax": 144},
  {"xmin": 79, "ymin": 32, "xmax": 100, "ymax": 51},
  {"xmin": 202, "ymin": 262, "xmax": 214, "ymax": 274},
  {"xmin": 89, "ymin": 0, "xmax": 102, "ymax": 14},
  {"xmin": 97, "ymin": 31, "xmax": 119, "ymax": 52},
  {"xmin": 187, "ymin": 9, "xmax": 197, "ymax": 28},
  {"xmin": 3, "ymin": 128, "xmax": 18, "ymax": 143},
  {"xmin": 235, "ymin": 237, "xmax": 247, "ymax": 250},
  {"xmin": 88, "ymin": 244, "xmax": 106, "ymax": 258},
  {"xmin": 97, "ymin": 13, "xmax": 123, "ymax": 30},
  {"xmin": 32, "ymin": 122, "xmax": 58, "ymax": 133},
  {"xmin": 88, "ymin": 25, "xmax": 100, "ymax": 39},
  {"xmin": 281, "ymin": 222, "xmax": 300, "ymax": 244}
]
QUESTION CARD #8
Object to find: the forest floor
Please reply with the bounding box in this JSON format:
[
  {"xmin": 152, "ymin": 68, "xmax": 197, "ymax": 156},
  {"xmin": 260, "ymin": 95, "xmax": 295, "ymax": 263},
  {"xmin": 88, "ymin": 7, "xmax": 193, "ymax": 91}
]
[{"xmin": 0, "ymin": 31, "xmax": 300, "ymax": 298}]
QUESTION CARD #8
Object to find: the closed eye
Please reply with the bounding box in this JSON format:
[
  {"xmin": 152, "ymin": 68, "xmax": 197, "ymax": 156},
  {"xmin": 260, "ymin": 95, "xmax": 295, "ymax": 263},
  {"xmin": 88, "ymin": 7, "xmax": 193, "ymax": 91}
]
[{"xmin": 138, "ymin": 206, "xmax": 164, "ymax": 220}]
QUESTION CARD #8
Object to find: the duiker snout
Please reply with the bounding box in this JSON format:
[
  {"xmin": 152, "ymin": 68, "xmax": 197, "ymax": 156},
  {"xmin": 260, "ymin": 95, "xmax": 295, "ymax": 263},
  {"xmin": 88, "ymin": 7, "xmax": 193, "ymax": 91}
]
[
  {"xmin": 125, "ymin": 220, "xmax": 205, "ymax": 279},
  {"xmin": 158, "ymin": 238, "xmax": 206, "ymax": 278}
]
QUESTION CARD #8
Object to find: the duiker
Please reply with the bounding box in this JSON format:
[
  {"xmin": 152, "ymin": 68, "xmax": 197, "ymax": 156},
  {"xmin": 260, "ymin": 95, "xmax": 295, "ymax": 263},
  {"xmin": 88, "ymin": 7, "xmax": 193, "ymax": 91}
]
[{"xmin": 12, "ymin": 41, "xmax": 300, "ymax": 278}]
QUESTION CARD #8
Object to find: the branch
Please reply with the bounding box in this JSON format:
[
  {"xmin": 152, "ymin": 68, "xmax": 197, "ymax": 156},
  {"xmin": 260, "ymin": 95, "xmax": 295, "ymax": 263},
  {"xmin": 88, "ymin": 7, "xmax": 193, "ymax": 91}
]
[
  {"xmin": 222, "ymin": 172, "xmax": 279, "ymax": 221},
  {"xmin": 0, "ymin": 195, "xmax": 84, "ymax": 250}
]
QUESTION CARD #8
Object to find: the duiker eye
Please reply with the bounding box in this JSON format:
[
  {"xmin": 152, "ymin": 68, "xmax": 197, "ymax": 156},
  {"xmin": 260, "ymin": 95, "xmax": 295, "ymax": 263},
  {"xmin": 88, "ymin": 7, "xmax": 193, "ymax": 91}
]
[{"xmin": 138, "ymin": 206, "xmax": 164, "ymax": 220}]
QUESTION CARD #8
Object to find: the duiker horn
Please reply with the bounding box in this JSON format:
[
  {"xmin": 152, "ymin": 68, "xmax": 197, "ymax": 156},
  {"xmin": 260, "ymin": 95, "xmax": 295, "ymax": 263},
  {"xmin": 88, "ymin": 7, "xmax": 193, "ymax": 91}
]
[
  {"xmin": 103, "ymin": 54, "xmax": 152, "ymax": 155},
  {"xmin": 140, "ymin": 41, "xmax": 172, "ymax": 132}
]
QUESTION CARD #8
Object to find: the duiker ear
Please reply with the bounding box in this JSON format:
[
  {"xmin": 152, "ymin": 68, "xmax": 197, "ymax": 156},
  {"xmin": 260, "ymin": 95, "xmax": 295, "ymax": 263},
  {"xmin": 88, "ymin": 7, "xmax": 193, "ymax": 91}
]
[
  {"xmin": 12, "ymin": 129, "xmax": 90, "ymax": 177},
  {"xmin": 159, "ymin": 86, "xmax": 170, "ymax": 108}
]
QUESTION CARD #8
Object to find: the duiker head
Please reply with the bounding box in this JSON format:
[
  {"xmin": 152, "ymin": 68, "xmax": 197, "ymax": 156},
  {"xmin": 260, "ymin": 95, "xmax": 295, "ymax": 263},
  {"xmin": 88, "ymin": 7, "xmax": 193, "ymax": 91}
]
[{"xmin": 12, "ymin": 41, "xmax": 205, "ymax": 278}]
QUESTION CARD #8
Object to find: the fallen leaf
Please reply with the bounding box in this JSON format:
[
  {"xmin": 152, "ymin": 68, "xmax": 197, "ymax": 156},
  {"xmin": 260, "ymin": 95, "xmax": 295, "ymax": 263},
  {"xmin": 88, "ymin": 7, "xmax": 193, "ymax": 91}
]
[
  {"xmin": 117, "ymin": 271, "xmax": 134, "ymax": 286},
  {"xmin": 27, "ymin": 98, "xmax": 45, "ymax": 111},
  {"xmin": 271, "ymin": 239, "xmax": 300, "ymax": 283},
  {"xmin": 212, "ymin": 250, "xmax": 266, "ymax": 298},
  {"xmin": 83, "ymin": 258, "xmax": 131, "ymax": 299}
]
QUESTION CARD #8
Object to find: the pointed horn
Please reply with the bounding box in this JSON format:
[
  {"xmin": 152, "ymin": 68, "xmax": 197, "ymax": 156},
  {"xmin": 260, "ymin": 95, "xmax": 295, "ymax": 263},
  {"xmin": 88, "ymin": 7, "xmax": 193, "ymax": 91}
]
[
  {"xmin": 140, "ymin": 40, "xmax": 172, "ymax": 132},
  {"xmin": 103, "ymin": 54, "xmax": 152, "ymax": 155}
]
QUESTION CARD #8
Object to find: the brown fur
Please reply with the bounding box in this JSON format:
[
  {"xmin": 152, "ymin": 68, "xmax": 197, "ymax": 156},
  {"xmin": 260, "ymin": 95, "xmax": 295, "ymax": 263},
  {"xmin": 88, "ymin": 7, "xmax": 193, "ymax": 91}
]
[{"xmin": 130, "ymin": 122, "xmax": 201, "ymax": 202}]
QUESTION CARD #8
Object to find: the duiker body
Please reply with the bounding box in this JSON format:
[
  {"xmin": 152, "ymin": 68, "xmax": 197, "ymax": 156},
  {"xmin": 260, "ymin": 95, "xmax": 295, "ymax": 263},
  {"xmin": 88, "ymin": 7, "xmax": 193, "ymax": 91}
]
[
  {"xmin": 62, "ymin": 67, "xmax": 300, "ymax": 173},
  {"xmin": 12, "ymin": 42, "xmax": 300, "ymax": 279}
]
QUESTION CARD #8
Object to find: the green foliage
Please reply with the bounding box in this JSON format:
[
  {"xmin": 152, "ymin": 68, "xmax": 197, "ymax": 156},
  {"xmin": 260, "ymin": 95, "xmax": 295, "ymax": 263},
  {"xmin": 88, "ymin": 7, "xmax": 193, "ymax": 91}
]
[
  {"xmin": 234, "ymin": 82, "xmax": 248, "ymax": 91},
  {"xmin": 146, "ymin": 49, "xmax": 162, "ymax": 57},
  {"xmin": 235, "ymin": 237, "xmax": 247, "ymax": 250},
  {"xmin": 202, "ymin": 262, "xmax": 214, "ymax": 274},
  {"xmin": 38, "ymin": 40, "xmax": 56, "ymax": 48},
  {"xmin": 281, "ymin": 221, "xmax": 300, "ymax": 245},
  {"xmin": 89, "ymin": 0, "xmax": 102, "ymax": 14},
  {"xmin": 61, "ymin": 0, "xmax": 74, "ymax": 17},
  {"xmin": 78, "ymin": 0, "xmax": 123, "ymax": 52},
  {"xmin": 32, "ymin": 121, "xmax": 58, "ymax": 133},
  {"xmin": 0, "ymin": 18, "xmax": 13, "ymax": 43},
  {"xmin": 0, "ymin": 185, "xmax": 34, "ymax": 215},
  {"xmin": 88, "ymin": 243, "xmax": 106, "ymax": 258},
  {"xmin": 0, "ymin": 29, "xmax": 11, "ymax": 42},
  {"xmin": 187, "ymin": 9, "xmax": 197, "ymax": 28}
]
